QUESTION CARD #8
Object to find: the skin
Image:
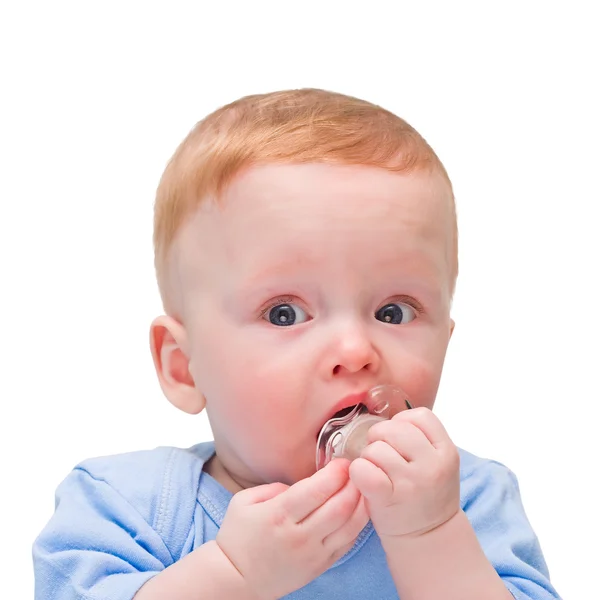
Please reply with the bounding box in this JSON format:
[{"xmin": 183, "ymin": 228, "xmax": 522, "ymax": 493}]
[
  {"xmin": 154, "ymin": 163, "xmax": 455, "ymax": 487},
  {"xmin": 142, "ymin": 163, "xmax": 512, "ymax": 600}
]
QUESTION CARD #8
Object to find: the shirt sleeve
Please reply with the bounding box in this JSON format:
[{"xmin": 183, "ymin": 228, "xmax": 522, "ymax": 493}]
[
  {"xmin": 33, "ymin": 465, "xmax": 175, "ymax": 600},
  {"xmin": 460, "ymin": 457, "xmax": 561, "ymax": 599}
]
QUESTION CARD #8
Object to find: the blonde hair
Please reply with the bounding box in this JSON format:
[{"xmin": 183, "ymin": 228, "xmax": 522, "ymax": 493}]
[{"xmin": 154, "ymin": 88, "xmax": 457, "ymax": 309}]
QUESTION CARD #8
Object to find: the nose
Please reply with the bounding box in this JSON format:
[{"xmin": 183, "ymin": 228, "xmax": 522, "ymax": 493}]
[{"xmin": 325, "ymin": 323, "xmax": 380, "ymax": 378}]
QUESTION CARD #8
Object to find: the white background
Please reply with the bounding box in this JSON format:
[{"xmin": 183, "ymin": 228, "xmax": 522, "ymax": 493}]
[{"xmin": 1, "ymin": 2, "xmax": 589, "ymax": 598}]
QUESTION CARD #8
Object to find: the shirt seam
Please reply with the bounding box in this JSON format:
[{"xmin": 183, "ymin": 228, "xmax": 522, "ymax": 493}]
[
  {"xmin": 153, "ymin": 446, "xmax": 177, "ymax": 540},
  {"xmin": 74, "ymin": 465, "xmax": 174, "ymax": 563}
]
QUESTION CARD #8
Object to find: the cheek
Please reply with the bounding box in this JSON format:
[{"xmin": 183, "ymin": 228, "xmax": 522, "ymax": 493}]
[
  {"xmin": 399, "ymin": 361, "xmax": 442, "ymax": 409},
  {"xmin": 393, "ymin": 330, "xmax": 449, "ymax": 409},
  {"xmin": 190, "ymin": 321, "xmax": 311, "ymax": 430}
]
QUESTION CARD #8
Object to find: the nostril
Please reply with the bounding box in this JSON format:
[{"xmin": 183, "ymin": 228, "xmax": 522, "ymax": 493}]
[{"xmin": 333, "ymin": 363, "xmax": 372, "ymax": 376}]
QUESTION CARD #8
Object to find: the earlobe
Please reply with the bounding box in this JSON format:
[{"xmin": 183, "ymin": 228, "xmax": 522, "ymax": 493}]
[{"xmin": 149, "ymin": 315, "xmax": 206, "ymax": 415}]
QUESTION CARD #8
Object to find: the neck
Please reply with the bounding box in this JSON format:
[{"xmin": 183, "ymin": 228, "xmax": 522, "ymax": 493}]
[{"xmin": 204, "ymin": 454, "xmax": 248, "ymax": 494}]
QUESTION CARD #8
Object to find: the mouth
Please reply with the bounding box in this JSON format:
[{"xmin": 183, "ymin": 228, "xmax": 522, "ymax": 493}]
[
  {"xmin": 316, "ymin": 392, "xmax": 370, "ymax": 438},
  {"xmin": 330, "ymin": 404, "xmax": 367, "ymax": 420}
]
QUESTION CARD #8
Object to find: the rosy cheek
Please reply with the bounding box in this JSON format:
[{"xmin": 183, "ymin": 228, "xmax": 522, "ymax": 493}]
[
  {"xmin": 399, "ymin": 360, "xmax": 443, "ymax": 409},
  {"xmin": 210, "ymin": 356, "xmax": 290, "ymax": 427}
]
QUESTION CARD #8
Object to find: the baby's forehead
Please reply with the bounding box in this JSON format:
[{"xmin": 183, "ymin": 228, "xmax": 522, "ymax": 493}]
[
  {"xmin": 204, "ymin": 163, "xmax": 452, "ymax": 232},
  {"xmin": 172, "ymin": 163, "xmax": 455, "ymax": 293}
]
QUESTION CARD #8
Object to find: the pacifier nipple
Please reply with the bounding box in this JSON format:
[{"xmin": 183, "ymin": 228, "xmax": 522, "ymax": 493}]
[{"xmin": 315, "ymin": 385, "xmax": 411, "ymax": 470}]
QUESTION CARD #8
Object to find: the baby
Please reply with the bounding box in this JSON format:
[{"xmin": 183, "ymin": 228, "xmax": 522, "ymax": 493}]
[{"xmin": 33, "ymin": 89, "xmax": 561, "ymax": 599}]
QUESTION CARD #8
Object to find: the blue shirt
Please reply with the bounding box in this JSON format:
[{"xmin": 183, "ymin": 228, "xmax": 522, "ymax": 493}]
[{"xmin": 33, "ymin": 442, "xmax": 560, "ymax": 599}]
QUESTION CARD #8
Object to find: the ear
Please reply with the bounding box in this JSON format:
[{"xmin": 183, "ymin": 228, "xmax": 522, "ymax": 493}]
[
  {"xmin": 449, "ymin": 318, "xmax": 455, "ymax": 339},
  {"xmin": 149, "ymin": 315, "xmax": 206, "ymax": 415}
]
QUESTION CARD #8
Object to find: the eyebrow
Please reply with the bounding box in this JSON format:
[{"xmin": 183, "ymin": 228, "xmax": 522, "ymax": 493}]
[
  {"xmin": 236, "ymin": 259, "xmax": 448, "ymax": 300},
  {"xmin": 238, "ymin": 253, "xmax": 323, "ymax": 285}
]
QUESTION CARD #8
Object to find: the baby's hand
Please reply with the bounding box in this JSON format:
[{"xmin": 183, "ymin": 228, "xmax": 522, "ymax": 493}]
[
  {"xmin": 215, "ymin": 459, "xmax": 369, "ymax": 600},
  {"xmin": 349, "ymin": 407, "xmax": 460, "ymax": 541}
]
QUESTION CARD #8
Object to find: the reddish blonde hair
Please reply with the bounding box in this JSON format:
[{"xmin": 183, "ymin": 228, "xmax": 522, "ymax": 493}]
[{"xmin": 154, "ymin": 88, "xmax": 457, "ymax": 308}]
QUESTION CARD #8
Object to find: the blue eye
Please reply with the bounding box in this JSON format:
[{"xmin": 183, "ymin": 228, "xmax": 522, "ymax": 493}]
[
  {"xmin": 375, "ymin": 303, "xmax": 415, "ymax": 324},
  {"xmin": 266, "ymin": 303, "xmax": 308, "ymax": 327}
]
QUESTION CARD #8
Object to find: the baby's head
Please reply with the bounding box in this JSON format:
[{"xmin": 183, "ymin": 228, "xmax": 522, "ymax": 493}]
[{"xmin": 150, "ymin": 89, "xmax": 457, "ymax": 490}]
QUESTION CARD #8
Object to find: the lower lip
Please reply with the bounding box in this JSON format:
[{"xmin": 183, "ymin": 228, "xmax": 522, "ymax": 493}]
[{"xmin": 317, "ymin": 393, "xmax": 368, "ymax": 437}]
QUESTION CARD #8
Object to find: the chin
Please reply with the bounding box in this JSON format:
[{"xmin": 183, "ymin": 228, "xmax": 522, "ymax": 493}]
[{"xmin": 268, "ymin": 460, "xmax": 317, "ymax": 485}]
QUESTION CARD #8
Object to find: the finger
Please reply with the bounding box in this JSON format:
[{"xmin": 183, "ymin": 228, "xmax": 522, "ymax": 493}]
[
  {"xmin": 368, "ymin": 420, "xmax": 433, "ymax": 462},
  {"xmin": 299, "ymin": 477, "xmax": 362, "ymax": 538},
  {"xmin": 349, "ymin": 457, "xmax": 393, "ymax": 501},
  {"xmin": 392, "ymin": 406, "xmax": 452, "ymax": 449},
  {"xmin": 361, "ymin": 439, "xmax": 408, "ymax": 477},
  {"xmin": 276, "ymin": 458, "xmax": 349, "ymax": 522},
  {"xmin": 324, "ymin": 492, "xmax": 370, "ymax": 557},
  {"xmin": 234, "ymin": 482, "xmax": 289, "ymax": 506}
]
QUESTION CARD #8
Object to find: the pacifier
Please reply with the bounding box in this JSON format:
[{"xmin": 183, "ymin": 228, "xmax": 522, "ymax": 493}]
[{"xmin": 315, "ymin": 385, "xmax": 412, "ymax": 470}]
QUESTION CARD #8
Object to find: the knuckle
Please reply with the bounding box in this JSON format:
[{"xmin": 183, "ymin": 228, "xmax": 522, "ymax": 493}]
[
  {"xmin": 269, "ymin": 506, "xmax": 290, "ymax": 528},
  {"xmin": 310, "ymin": 478, "xmax": 338, "ymax": 506},
  {"xmin": 447, "ymin": 445, "xmax": 460, "ymax": 469},
  {"xmin": 226, "ymin": 495, "xmax": 245, "ymax": 517},
  {"xmin": 408, "ymin": 406, "xmax": 431, "ymax": 422},
  {"xmin": 310, "ymin": 487, "xmax": 330, "ymax": 507},
  {"xmin": 229, "ymin": 490, "xmax": 246, "ymax": 506},
  {"xmin": 439, "ymin": 445, "xmax": 460, "ymax": 473},
  {"xmin": 288, "ymin": 528, "xmax": 311, "ymax": 552}
]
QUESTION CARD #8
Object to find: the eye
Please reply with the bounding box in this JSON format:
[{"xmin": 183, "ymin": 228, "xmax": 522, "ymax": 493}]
[
  {"xmin": 264, "ymin": 303, "xmax": 308, "ymax": 327},
  {"xmin": 375, "ymin": 302, "xmax": 416, "ymax": 325}
]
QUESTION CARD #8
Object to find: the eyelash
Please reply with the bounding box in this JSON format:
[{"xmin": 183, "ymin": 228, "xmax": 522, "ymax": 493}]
[
  {"xmin": 387, "ymin": 295, "xmax": 425, "ymax": 315},
  {"xmin": 259, "ymin": 296, "xmax": 299, "ymax": 319},
  {"xmin": 259, "ymin": 295, "xmax": 425, "ymax": 318}
]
